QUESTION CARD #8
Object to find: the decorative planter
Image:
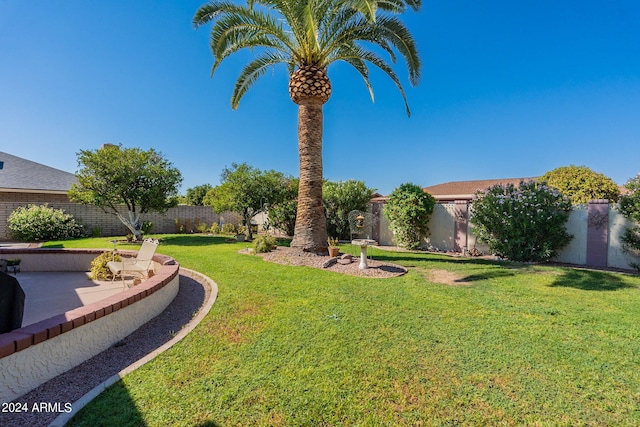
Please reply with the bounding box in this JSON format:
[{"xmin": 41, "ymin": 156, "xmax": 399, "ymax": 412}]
[
  {"xmin": 328, "ymin": 247, "xmax": 340, "ymax": 257},
  {"xmin": 236, "ymin": 234, "xmax": 246, "ymax": 242}
]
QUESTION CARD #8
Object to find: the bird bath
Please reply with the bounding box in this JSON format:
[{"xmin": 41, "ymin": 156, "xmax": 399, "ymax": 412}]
[{"xmin": 351, "ymin": 239, "xmax": 377, "ymax": 269}]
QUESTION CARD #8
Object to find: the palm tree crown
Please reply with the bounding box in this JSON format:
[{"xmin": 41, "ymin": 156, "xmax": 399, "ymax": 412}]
[
  {"xmin": 193, "ymin": 0, "xmax": 420, "ymax": 115},
  {"xmin": 194, "ymin": 0, "xmax": 421, "ymax": 253}
]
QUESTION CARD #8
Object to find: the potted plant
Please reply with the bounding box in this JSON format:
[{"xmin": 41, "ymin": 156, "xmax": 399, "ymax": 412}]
[
  {"xmin": 236, "ymin": 225, "xmax": 247, "ymax": 242},
  {"xmin": 328, "ymin": 237, "xmax": 340, "ymax": 257}
]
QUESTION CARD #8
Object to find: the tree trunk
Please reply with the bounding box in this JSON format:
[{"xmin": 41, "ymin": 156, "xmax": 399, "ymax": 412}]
[
  {"xmin": 291, "ymin": 100, "xmax": 328, "ymax": 254},
  {"xmin": 245, "ymin": 211, "xmax": 254, "ymax": 241},
  {"xmin": 116, "ymin": 211, "xmax": 142, "ymax": 241}
]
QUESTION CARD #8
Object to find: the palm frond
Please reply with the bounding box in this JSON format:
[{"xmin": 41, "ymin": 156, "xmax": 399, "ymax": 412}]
[
  {"xmin": 334, "ymin": 47, "xmax": 411, "ymax": 116},
  {"xmin": 370, "ymin": 15, "xmax": 421, "ymax": 85},
  {"xmin": 193, "ymin": 1, "xmax": 237, "ymax": 27},
  {"xmin": 194, "ymin": 0, "xmax": 421, "ymax": 115},
  {"xmin": 338, "ymin": 51, "xmax": 375, "ymax": 103},
  {"xmin": 231, "ymin": 52, "xmax": 292, "ymax": 109}
]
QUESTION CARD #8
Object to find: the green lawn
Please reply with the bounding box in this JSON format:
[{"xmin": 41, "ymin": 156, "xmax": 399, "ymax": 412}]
[{"xmin": 46, "ymin": 235, "xmax": 640, "ymax": 426}]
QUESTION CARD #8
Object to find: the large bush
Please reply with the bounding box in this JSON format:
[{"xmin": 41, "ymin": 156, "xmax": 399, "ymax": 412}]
[
  {"xmin": 540, "ymin": 165, "xmax": 620, "ymax": 204},
  {"xmin": 384, "ymin": 183, "xmax": 436, "ymax": 249},
  {"xmin": 618, "ymin": 174, "xmax": 640, "ymax": 270},
  {"xmin": 323, "ymin": 180, "xmax": 376, "ymax": 240},
  {"xmin": 8, "ymin": 204, "xmax": 85, "ymax": 241},
  {"xmin": 470, "ymin": 181, "xmax": 572, "ymax": 262}
]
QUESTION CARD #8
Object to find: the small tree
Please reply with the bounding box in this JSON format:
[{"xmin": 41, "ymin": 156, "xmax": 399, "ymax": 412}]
[
  {"xmin": 471, "ymin": 181, "xmax": 572, "ymax": 262},
  {"xmin": 323, "ymin": 180, "xmax": 376, "ymax": 240},
  {"xmin": 68, "ymin": 144, "xmax": 182, "ymax": 240},
  {"xmin": 384, "ymin": 183, "xmax": 436, "ymax": 249},
  {"xmin": 618, "ymin": 174, "xmax": 640, "ymax": 270},
  {"xmin": 185, "ymin": 184, "xmax": 213, "ymax": 206},
  {"xmin": 266, "ymin": 178, "xmax": 299, "ymax": 237},
  {"xmin": 204, "ymin": 163, "xmax": 291, "ymax": 240},
  {"xmin": 540, "ymin": 165, "xmax": 620, "ymax": 204}
]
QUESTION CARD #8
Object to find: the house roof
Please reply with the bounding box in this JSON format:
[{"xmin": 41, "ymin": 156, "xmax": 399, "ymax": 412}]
[
  {"xmin": 423, "ymin": 177, "xmax": 538, "ymax": 201},
  {"xmin": 0, "ymin": 151, "xmax": 77, "ymax": 193}
]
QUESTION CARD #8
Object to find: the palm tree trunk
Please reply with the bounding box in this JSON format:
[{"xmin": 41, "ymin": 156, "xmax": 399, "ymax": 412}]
[{"xmin": 291, "ymin": 100, "xmax": 328, "ymax": 254}]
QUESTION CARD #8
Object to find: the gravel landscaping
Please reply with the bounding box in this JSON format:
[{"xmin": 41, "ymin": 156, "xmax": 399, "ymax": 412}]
[{"xmin": 0, "ymin": 272, "xmax": 211, "ymax": 427}]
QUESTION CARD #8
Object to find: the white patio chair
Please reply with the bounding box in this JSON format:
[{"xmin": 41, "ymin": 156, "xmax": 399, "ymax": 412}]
[{"xmin": 107, "ymin": 238, "xmax": 159, "ymax": 289}]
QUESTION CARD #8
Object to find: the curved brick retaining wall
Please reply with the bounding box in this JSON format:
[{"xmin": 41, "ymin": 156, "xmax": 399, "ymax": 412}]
[{"xmin": 0, "ymin": 248, "xmax": 180, "ymax": 403}]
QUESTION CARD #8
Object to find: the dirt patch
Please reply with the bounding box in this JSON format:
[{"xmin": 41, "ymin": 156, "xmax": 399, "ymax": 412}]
[
  {"xmin": 245, "ymin": 246, "xmax": 407, "ymax": 278},
  {"xmin": 427, "ymin": 269, "xmax": 473, "ymax": 286}
]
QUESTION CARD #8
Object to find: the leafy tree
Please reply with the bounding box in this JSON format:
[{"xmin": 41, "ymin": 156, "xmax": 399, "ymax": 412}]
[
  {"xmin": 384, "ymin": 183, "xmax": 436, "ymax": 249},
  {"xmin": 618, "ymin": 174, "xmax": 640, "ymax": 270},
  {"xmin": 194, "ymin": 0, "xmax": 420, "ymax": 253},
  {"xmin": 185, "ymin": 184, "xmax": 213, "ymax": 206},
  {"xmin": 540, "ymin": 165, "xmax": 620, "ymax": 204},
  {"xmin": 68, "ymin": 144, "xmax": 182, "ymax": 240},
  {"xmin": 470, "ymin": 181, "xmax": 572, "ymax": 262},
  {"xmin": 266, "ymin": 178, "xmax": 299, "ymax": 237},
  {"xmin": 323, "ymin": 180, "xmax": 376, "ymax": 240},
  {"xmin": 204, "ymin": 163, "xmax": 292, "ymax": 240}
]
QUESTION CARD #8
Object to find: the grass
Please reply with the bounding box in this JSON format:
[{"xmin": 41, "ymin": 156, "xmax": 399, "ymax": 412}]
[{"xmin": 43, "ymin": 235, "xmax": 640, "ymax": 426}]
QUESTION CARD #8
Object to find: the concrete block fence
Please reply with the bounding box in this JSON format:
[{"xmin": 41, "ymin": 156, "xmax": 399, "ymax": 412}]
[{"xmin": 0, "ymin": 193, "xmax": 241, "ymax": 239}]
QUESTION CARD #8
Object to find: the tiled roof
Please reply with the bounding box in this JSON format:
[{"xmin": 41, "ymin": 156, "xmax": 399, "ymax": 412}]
[
  {"xmin": 0, "ymin": 151, "xmax": 77, "ymax": 193},
  {"xmin": 423, "ymin": 177, "xmax": 538, "ymax": 200}
]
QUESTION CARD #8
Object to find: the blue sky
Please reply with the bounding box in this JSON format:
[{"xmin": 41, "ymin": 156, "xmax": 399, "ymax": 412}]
[{"xmin": 1, "ymin": 0, "xmax": 639, "ymax": 195}]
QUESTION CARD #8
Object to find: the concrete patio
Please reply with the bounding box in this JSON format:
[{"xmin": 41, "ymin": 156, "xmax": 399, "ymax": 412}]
[{"xmin": 13, "ymin": 272, "xmax": 124, "ymax": 327}]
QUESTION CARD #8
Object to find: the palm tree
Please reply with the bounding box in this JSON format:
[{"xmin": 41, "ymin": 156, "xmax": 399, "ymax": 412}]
[{"xmin": 194, "ymin": 0, "xmax": 420, "ymax": 253}]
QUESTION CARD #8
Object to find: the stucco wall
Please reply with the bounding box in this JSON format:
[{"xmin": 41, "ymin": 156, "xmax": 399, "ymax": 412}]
[
  {"xmin": 375, "ymin": 201, "xmax": 640, "ymax": 270},
  {"xmin": 555, "ymin": 207, "xmax": 588, "ymax": 265},
  {"xmin": 608, "ymin": 207, "xmax": 640, "ymax": 270},
  {"xmin": 425, "ymin": 204, "xmax": 456, "ymax": 251},
  {"xmin": 0, "ymin": 249, "xmax": 180, "ymax": 403}
]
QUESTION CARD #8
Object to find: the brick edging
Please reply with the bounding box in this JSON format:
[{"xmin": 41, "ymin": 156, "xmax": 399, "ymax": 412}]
[{"xmin": 0, "ymin": 248, "xmax": 179, "ymax": 359}]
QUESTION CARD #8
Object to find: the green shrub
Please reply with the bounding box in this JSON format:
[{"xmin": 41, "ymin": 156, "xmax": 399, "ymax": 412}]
[
  {"xmin": 618, "ymin": 174, "xmax": 640, "ymax": 271},
  {"xmin": 141, "ymin": 221, "xmax": 154, "ymax": 235},
  {"xmin": 196, "ymin": 222, "xmax": 208, "ymax": 233},
  {"xmin": 222, "ymin": 223, "xmax": 237, "ymax": 234},
  {"xmin": 470, "ymin": 181, "xmax": 573, "ymax": 262},
  {"xmin": 91, "ymin": 226, "xmax": 102, "ymax": 237},
  {"xmin": 89, "ymin": 251, "xmax": 122, "ymax": 280},
  {"xmin": 254, "ymin": 235, "xmax": 277, "ymax": 253},
  {"xmin": 210, "ymin": 223, "xmax": 221, "ymax": 234},
  {"xmin": 323, "ymin": 180, "xmax": 376, "ymax": 239},
  {"xmin": 8, "ymin": 204, "xmax": 85, "ymax": 241},
  {"xmin": 540, "ymin": 165, "xmax": 620, "ymax": 204},
  {"xmin": 384, "ymin": 183, "xmax": 436, "ymax": 249}
]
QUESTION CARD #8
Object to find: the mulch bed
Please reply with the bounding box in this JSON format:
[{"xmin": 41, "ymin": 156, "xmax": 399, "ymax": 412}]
[{"xmin": 245, "ymin": 246, "xmax": 407, "ymax": 278}]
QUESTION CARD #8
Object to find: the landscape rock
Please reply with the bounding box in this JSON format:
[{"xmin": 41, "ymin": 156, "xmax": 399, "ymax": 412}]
[{"xmin": 322, "ymin": 257, "xmax": 339, "ymax": 268}]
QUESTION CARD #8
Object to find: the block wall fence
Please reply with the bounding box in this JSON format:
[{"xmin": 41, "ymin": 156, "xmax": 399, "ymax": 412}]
[
  {"xmin": 369, "ymin": 199, "xmax": 640, "ymax": 271},
  {"xmin": 0, "ymin": 192, "xmax": 241, "ymax": 240}
]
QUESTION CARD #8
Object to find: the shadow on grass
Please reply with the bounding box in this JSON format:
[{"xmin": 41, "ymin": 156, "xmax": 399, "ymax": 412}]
[
  {"xmin": 373, "ymin": 253, "xmax": 506, "ymax": 269},
  {"xmin": 375, "ymin": 251, "xmax": 638, "ymax": 290},
  {"xmin": 160, "ymin": 235, "xmax": 232, "ymax": 246},
  {"xmin": 550, "ymin": 269, "xmax": 636, "ymax": 291}
]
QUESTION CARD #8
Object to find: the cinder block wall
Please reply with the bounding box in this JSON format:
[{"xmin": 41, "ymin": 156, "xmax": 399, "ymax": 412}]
[{"xmin": 0, "ymin": 191, "xmax": 241, "ymax": 239}]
